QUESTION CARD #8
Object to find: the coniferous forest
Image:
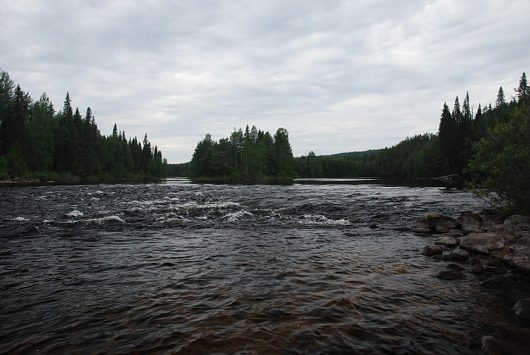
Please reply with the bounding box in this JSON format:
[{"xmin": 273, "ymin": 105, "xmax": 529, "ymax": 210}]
[
  {"xmin": 295, "ymin": 74, "xmax": 529, "ymax": 183},
  {"xmin": 294, "ymin": 72, "xmax": 530, "ymax": 212},
  {"xmin": 0, "ymin": 69, "xmax": 167, "ymax": 181},
  {"xmin": 189, "ymin": 126, "xmax": 294, "ymax": 182}
]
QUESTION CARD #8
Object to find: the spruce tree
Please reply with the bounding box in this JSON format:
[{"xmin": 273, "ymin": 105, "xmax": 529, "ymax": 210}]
[
  {"xmin": 516, "ymin": 72, "xmax": 529, "ymax": 106},
  {"xmin": 495, "ymin": 87, "xmax": 505, "ymax": 108}
]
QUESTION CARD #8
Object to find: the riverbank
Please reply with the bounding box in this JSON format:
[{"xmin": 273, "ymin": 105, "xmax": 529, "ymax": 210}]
[
  {"xmin": 414, "ymin": 210, "xmax": 530, "ymax": 353},
  {"xmin": 0, "ymin": 173, "xmax": 164, "ymax": 186}
]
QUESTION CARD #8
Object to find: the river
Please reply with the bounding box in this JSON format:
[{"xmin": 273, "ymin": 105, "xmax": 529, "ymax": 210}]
[{"xmin": 0, "ymin": 178, "xmax": 528, "ymax": 353}]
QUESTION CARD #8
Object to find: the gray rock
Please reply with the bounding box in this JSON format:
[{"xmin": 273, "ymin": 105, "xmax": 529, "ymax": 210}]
[
  {"xmin": 461, "ymin": 212, "xmax": 483, "ymax": 233},
  {"xmin": 504, "ymin": 215, "xmax": 530, "ymax": 226},
  {"xmin": 487, "ymin": 224, "xmax": 513, "ymax": 234},
  {"xmin": 513, "ymin": 298, "xmax": 530, "ymax": 320},
  {"xmin": 459, "ymin": 232, "xmax": 505, "ymax": 254},
  {"xmin": 449, "ymin": 248, "xmax": 469, "ymax": 261},
  {"xmin": 416, "ymin": 213, "xmax": 457, "ymax": 234},
  {"xmin": 504, "ymin": 255, "xmax": 530, "ymax": 274},
  {"xmin": 421, "ymin": 245, "xmax": 445, "ymax": 257},
  {"xmin": 447, "ymin": 229, "xmax": 464, "ymax": 237},
  {"xmin": 435, "ymin": 235, "xmax": 459, "ymax": 247}
]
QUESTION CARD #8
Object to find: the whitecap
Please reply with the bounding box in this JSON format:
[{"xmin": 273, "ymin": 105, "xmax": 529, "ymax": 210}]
[
  {"xmin": 223, "ymin": 210, "xmax": 254, "ymax": 222},
  {"xmin": 12, "ymin": 216, "xmax": 28, "ymax": 222},
  {"xmin": 300, "ymin": 214, "xmax": 351, "ymax": 226},
  {"xmin": 85, "ymin": 216, "xmax": 125, "ymax": 224},
  {"xmin": 66, "ymin": 210, "xmax": 83, "ymax": 217}
]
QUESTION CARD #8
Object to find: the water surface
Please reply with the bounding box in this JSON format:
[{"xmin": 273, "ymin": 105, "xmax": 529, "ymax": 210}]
[{"xmin": 1, "ymin": 179, "xmax": 528, "ymax": 353}]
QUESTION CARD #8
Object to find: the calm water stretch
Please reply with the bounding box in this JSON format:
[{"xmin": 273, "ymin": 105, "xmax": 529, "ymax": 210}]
[{"xmin": 1, "ymin": 179, "xmax": 529, "ymax": 353}]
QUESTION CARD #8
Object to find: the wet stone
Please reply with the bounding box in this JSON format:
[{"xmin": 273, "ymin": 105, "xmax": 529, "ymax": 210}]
[
  {"xmin": 449, "ymin": 248, "xmax": 469, "ymax": 262},
  {"xmin": 435, "ymin": 235, "xmax": 458, "ymax": 248},
  {"xmin": 459, "ymin": 233, "xmax": 505, "ymax": 255},
  {"xmin": 416, "ymin": 213, "xmax": 457, "ymax": 234},
  {"xmin": 421, "ymin": 245, "xmax": 444, "ymax": 257},
  {"xmin": 513, "ymin": 298, "xmax": 530, "ymax": 321}
]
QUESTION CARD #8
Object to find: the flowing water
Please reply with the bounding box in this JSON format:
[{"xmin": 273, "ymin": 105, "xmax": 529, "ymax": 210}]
[{"xmin": 0, "ymin": 178, "xmax": 529, "ymax": 354}]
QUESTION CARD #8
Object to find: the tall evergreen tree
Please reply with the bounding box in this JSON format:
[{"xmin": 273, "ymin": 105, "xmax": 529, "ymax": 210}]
[
  {"xmin": 516, "ymin": 72, "xmax": 529, "ymax": 106},
  {"xmin": 495, "ymin": 86, "xmax": 506, "ymax": 108}
]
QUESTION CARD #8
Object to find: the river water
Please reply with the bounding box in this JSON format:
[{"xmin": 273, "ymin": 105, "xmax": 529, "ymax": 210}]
[{"xmin": 0, "ymin": 178, "xmax": 528, "ymax": 353}]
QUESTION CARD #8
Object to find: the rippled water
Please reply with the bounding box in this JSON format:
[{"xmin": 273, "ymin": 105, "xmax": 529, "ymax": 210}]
[{"xmin": 0, "ymin": 179, "xmax": 528, "ymax": 353}]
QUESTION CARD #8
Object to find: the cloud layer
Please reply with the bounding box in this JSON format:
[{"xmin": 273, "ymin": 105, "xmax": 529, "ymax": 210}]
[{"xmin": 1, "ymin": 0, "xmax": 529, "ymax": 162}]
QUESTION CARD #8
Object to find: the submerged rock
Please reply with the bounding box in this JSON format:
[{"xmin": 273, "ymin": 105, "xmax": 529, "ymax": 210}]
[
  {"xmin": 446, "ymin": 263, "xmax": 466, "ymax": 271},
  {"xmin": 513, "ymin": 298, "xmax": 530, "ymax": 321},
  {"xmin": 436, "ymin": 270, "xmax": 465, "ymax": 280},
  {"xmin": 481, "ymin": 336, "xmax": 503, "ymax": 355},
  {"xmin": 460, "ymin": 232, "xmax": 505, "ymax": 254},
  {"xmin": 449, "ymin": 248, "xmax": 469, "ymax": 262},
  {"xmin": 421, "ymin": 245, "xmax": 445, "ymax": 257},
  {"xmin": 471, "ymin": 261, "xmax": 485, "ymax": 275}
]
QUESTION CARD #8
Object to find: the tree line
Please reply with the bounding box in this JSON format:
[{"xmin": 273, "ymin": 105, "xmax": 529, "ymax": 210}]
[
  {"xmin": 294, "ymin": 72, "xmax": 530, "ymax": 211},
  {"xmin": 189, "ymin": 125, "xmax": 294, "ymax": 181},
  {"xmin": 0, "ymin": 69, "xmax": 167, "ymax": 180}
]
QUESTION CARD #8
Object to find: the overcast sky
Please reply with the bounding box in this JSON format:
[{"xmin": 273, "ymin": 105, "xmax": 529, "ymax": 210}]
[{"xmin": 1, "ymin": 0, "xmax": 529, "ymax": 162}]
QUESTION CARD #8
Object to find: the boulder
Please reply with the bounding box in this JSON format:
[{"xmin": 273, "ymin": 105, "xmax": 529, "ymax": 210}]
[
  {"xmin": 513, "ymin": 298, "xmax": 530, "ymax": 321},
  {"xmin": 504, "ymin": 255, "xmax": 530, "ymax": 274},
  {"xmin": 416, "ymin": 213, "xmax": 457, "ymax": 234},
  {"xmin": 421, "ymin": 245, "xmax": 445, "ymax": 257},
  {"xmin": 504, "ymin": 215, "xmax": 530, "ymax": 226},
  {"xmin": 449, "ymin": 248, "xmax": 469, "ymax": 261},
  {"xmin": 435, "ymin": 235, "xmax": 459, "ymax": 248},
  {"xmin": 460, "ymin": 212, "xmax": 483, "ymax": 234},
  {"xmin": 447, "ymin": 229, "xmax": 464, "ymax": 237},
  {"xmin": 459, "ymin": 232, "xmax": 505, "ymax": 254}
]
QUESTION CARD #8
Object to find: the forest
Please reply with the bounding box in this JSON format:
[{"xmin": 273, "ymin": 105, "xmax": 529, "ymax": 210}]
[
  {"xmin": 295, "ymin": 72, "xmax": 530, "ymax": 212},
  {"xmin": 189, "ymin": 126, "xmax": 294, "ymax": 182},
  {"xmin": 296, "ymin": 74, "xmax": 528, "ymax": 178},
  {"xmin": 0, "ymin": 69, "xmax": 167, "ymax": 181}
]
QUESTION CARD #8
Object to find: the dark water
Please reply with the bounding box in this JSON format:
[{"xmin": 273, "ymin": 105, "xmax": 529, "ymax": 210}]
[{"xmin": 0, "ymin": 178, "xmax": 528, "ymax": 353}]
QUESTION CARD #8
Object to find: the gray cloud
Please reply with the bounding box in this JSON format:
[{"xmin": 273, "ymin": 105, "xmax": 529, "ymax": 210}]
[{"xmin": 1, "ymin": 0, "xmax": 529, "ymax": 162}]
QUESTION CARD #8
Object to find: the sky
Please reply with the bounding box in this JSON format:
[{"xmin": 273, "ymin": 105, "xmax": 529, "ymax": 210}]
[{"xmin": 1, "ymin": 0, "xmax": 529, "ymax": 163}]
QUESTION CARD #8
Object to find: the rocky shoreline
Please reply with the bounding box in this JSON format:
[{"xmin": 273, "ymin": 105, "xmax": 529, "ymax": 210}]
[{"xmin": 414, "ymin": 211, "xmax": 530, "ymax": 354}]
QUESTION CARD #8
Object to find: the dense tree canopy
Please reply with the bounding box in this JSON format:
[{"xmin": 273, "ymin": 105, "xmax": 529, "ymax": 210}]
[
  {"xmin": 0, "ymin": 69, "xmax": 167, "ymax": 180},
  {"xmin": 189, "ymin": 125, "xmax": 294, "ymax": 181}
]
